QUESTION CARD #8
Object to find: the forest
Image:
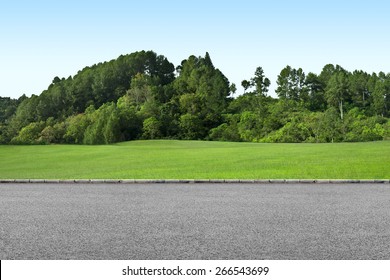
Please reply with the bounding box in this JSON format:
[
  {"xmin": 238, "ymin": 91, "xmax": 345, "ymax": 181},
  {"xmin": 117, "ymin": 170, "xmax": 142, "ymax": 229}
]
[{"xmin": 0, "ymin": 50, "xmax": 389, "ymax": 144}]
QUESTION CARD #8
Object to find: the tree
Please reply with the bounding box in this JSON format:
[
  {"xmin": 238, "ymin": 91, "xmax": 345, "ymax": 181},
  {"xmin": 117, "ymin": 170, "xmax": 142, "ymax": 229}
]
[
  {"xmin": 142, "ymin": 117, "xmax": 162, "ymax": 139},
  {"xmin": 349, "ymin": 70, "xmax": 370, "ymax": 109},
  {"xmin": 126, "ymin": 73, "xmax": 154, "ymax": 109},
  {"xmin": 103, "ymin": 108, "xmax": 121, "ymax": 143},
  {"xmin": 3, "ymin": 51, "xmax": 390, "ymax": 145},
  {"xmin": 82, "ymin": 102, "xmax": 121, "ymax": 144},
  {"xmin": 10, "ymin": 121, "xmax": 46, "ymax": 144},
  {"xmin": 0, "ymin": 97, "xmax": 19, "ymax": 123},
  {"xmin": 319, "ymin": 64, "xmax": 345, "ymax": 85},
  {"xmin": 238, "ymin": 111, "xmax": 262, "ymax": 142},
  {"xmin": 209, "ymin": 114, "xmax": 241, "ymax": 142},
  {"xmin": 251, "ymin": 67, "xmax": 271, "ymax": 96},
  {"xmin": 116, "ymin": 96, "xmax": 143, "ymax": 141},
  {"xmin": 64, "ymin": 113, "xmax": 91, "ymax": 144},
  {"xmin": 305, "ymin": 72, "xmax": 326, "ymax": 111},
  {"xmin": 39, "ymin": 124, "xmax": 61, "ymax": 144},
  {"xmin": 179, "ymin": 113, "xmax": 204, "ymax": 139},
  {"xmin": 325, "ymin": 71, "xmax": 350, "ymax": 120},
  {"xmin": 241, "ymin": 80, "xmax": 251, "ymax": 93},
  {"xmin": 275, "ymin": 66, "xmax": 306, "ymax": 102},
  {"xmin": 372, "ymin": 79, "xmax": 387, "ymax": 117},
  {"xmin": 173, "ymin": 53, "xmax": 232, "ymax": 138},
  {"xmin": 241, "ymin": 67, "xmax": 270, "ymax": 96}
]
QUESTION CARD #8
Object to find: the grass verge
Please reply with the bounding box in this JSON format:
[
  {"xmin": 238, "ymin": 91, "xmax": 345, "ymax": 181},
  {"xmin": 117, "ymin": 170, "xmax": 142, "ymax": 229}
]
[{"xmin": 0, "ymin": 140, "xmax": 389, "ymax": 179}]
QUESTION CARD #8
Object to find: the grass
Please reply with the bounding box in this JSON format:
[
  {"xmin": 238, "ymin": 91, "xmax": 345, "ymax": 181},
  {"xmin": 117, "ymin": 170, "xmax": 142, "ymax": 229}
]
[{"xmin": 0, "ymin": 140, "xmax": 389, "ymax": 179}]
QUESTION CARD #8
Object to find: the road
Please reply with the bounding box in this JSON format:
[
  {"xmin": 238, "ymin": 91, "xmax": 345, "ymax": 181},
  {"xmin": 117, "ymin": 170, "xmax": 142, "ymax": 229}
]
[{"xmin": 1, "ymin": 183, "xmax": 389, "ymax": 259}]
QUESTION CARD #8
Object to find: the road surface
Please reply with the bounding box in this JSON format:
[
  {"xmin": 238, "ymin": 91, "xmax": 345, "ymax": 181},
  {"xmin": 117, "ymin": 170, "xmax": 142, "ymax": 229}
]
[{"xmin": 1, "ymin": 183, "xmax": 389, "ymax": 259}]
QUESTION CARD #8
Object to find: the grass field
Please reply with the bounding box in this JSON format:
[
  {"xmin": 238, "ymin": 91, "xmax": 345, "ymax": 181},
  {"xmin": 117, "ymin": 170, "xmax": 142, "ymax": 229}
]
[{"xmin": 0, "ymin": 140, "xmax": 389, "ymax": 179}]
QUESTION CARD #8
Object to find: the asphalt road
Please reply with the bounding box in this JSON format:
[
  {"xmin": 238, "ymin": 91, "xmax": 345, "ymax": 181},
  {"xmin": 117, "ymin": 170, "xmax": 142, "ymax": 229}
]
[{"xmin": 1, "ymin": 183, "xmax": 389, "ymax": 259}]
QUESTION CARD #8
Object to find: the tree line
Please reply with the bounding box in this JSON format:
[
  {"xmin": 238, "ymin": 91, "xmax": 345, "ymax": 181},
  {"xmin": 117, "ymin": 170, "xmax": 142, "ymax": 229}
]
[{"xmin": 0, "ymin": 50, "xmax": 389, "ymax": 144}]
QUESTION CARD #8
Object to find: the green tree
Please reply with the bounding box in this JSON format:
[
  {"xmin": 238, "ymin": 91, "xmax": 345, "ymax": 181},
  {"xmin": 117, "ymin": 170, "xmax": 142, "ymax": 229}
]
[
  {"xmin": 240, "ymin": 67, "xmax": 270, "ymax": 96},
  {"xmin": 36, "ymin": 119, "xmax": 67, "ymax": 144},
  {"xmin": 126, "ymin": 73, "xmax": 154, "ymax": 109},
  {"xmin": 349, "ymin": 70, "xmax": 370, "ymax": 109},
  {"xmin": 10, "ymin": 121, "xmax": 46, "ymax": 144},
  {"xmin": 238, "ymin": 111, "xmax": 262, "ymax": 142},
  {"xmin": 319, "ymin": 64, "xmax": 345, "ymax": 85},
  {"xmin": 116, "ymin": 95, "xmax": 143, "ymax": 141},
  {"xmin": 82, "ymin": 102, "xmax": 120, "ymax": 144},
  {"xmin": 0, "ymin": 97, "xmax": 19, "ymax": 123},
  {"xmin": 179, "ymin": 113, "xmax": 204, "ymax": 139},
  {"xmin": 251, "ymin": 67, "xmax": 271, "ymax": 96},
  {"xmin": 325, "ymin": 71, "xmax": 350, "ymax": 120},
  {"xmin": 173, "ymin": 53, "xmax": 232, "ymax": 138},
  {"xmin": 209, "ymin": 114, "xmax": 241, "ymax": 142},
  {"xmin": 305, "ymin": 72, "xmax": 326, "ymax": 111},
  {"xmin": 64, "ymin": 113, "xmax": 91, "ymax": 144},
  {"xmin": 372, "ymin": 79, "xmax": 387, "ymax": 117},
  {"xmin": 142, "ymin": 117, "xmax": 162, "ymax": 139},
  {"xmin": 241, "ymin": 80, "xmax": 251, "ymax": 93},
  {"xmin": 275, "ymin": 66, "xmax": 307, "ymax": 103}
]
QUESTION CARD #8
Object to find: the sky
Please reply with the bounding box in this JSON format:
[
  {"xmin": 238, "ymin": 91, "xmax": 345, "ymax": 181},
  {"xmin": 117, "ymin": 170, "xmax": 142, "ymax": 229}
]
[{"xmin": 1, "ymin": 0, "xmax": 390, "ymax": 99}]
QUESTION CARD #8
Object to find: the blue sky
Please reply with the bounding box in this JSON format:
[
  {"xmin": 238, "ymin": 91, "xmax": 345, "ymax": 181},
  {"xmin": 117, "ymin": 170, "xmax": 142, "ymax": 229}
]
[{"xmin": 1, "ymin": 0, "xmax": 389, "ymax": 98}]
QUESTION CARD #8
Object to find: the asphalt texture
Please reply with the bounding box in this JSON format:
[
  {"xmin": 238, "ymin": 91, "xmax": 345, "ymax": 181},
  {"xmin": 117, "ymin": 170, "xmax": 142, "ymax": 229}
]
[{"xmin": 1, "ymin": 183, "xmax": 390, "ymax": 260}]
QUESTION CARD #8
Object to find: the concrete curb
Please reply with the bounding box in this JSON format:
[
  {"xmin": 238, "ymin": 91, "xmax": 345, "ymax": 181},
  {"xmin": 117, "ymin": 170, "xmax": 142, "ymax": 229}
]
[{"xmin": 0, "ymin": 179, "xmax": 389, "ymax": 184}]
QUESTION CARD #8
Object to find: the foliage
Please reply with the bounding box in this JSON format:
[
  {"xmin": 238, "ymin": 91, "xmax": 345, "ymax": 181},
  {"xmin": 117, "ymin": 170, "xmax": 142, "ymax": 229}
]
[
  {"xmin": 142, "ymin": 117, "xmax": 162, "ymax": 139},
  {"xmin": 0, "ymin": 51, "xmax": 389, "ymax": 144}
]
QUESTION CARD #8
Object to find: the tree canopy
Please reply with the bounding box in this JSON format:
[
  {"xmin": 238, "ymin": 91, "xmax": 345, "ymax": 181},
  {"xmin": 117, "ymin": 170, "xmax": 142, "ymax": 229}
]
[{"xmin": 0, "ymin": 50, "xmax": 389, "ymax": 144}]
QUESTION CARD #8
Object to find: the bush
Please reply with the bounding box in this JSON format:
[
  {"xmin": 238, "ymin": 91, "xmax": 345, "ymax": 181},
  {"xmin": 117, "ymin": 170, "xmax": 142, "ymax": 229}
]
[
  {"xmin": 344, "ymin": 114, "xmax": 387, "ymax": 142},
  {"xmin": 10, "ymin": 121, "xmax": 46, "ymax": 144},
  {"xmin": 142, "ymin": 117, "xmax": 162, "ymax": 139},
  {"xmin": 209, "ymin": 114, "xmax": 241, "ymax": 142},
  {"xmin": 260, "ymin": 116, "xmax": 312, "ymax": 143},
  {"xmin": 179, "ymin": 113, "xmax": 205, "ymax": 140},
  {"xmin": 40, "ymin": 122, "xmax": 66, "ymax": 144}
]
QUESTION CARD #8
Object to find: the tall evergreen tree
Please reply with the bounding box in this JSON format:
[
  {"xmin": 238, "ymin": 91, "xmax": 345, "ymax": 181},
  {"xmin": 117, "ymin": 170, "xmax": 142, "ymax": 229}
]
[{"xmin": 325, "ymin": 71, "xmax": 350, "ymax": 120}]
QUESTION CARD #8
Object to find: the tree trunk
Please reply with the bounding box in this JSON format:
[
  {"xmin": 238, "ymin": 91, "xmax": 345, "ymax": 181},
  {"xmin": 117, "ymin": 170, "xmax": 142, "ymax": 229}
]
[{"xmin": 339, "ymin": 100, "xmax": 343, "ymax": 120}]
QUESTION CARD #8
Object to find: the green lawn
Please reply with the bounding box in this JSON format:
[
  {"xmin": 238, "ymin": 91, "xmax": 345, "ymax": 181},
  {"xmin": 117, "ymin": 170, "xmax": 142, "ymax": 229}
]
[{"xmin": 1, "ymin": 140, "xmax": 389, "ymax": 179}]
